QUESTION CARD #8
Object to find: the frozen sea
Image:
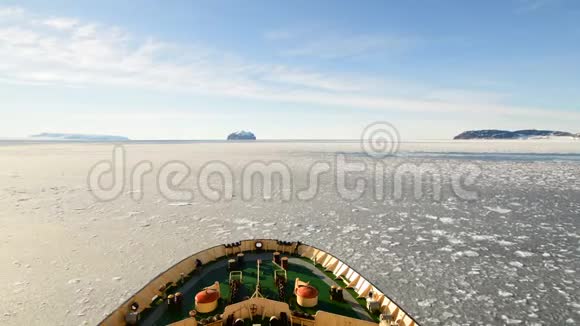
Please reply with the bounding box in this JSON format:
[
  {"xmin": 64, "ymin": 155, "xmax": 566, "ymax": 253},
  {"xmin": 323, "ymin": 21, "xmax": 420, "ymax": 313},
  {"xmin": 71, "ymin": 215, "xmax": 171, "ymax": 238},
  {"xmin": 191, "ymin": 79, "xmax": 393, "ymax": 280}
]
[{"xmin": 0, "ymin": 140, "xmax": 579, "ymax": 325}]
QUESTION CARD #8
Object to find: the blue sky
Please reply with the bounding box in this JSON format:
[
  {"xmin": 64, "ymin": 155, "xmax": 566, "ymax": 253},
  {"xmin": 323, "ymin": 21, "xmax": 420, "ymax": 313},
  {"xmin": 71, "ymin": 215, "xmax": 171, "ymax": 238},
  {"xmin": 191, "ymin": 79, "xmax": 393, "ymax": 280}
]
[{"xmin": 1, "ymin": 0, "xmax": 579, "ymax": 139}]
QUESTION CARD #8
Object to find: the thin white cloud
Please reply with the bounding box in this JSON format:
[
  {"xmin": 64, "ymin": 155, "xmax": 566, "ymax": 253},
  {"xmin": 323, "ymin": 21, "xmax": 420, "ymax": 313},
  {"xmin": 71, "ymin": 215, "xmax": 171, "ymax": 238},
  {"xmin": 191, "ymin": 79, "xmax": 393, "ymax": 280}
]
[
  {"xmin": 424, "ymin": 89, "xmax": 509, "ymax": 104},
  {"xmin": 263, "ymin": 29, "xmax": 295, "ymax": 40},
  {"xmin": 516, "ymin": 0, "xmax": 559, "ymax": 12},
  {"xmin": 264, "ymin": 26, "xmax": 415, "ymax": 59},
  {"xmin": 0, "ymin": 6, "xmax": 577, "ymax": 123},
  {"xmin": 67, "ymin": 111, "xmax": 239, "ymax": 121},
  {"xmin": 253, "ymin": 88, "xmax": 580, "ymax": 122},
  {"xmin": 0, "ymin": 6, "xmax": 24, "ymax": 18},
  {"xmin": 260, "ymin": 67, "xmax": 367, "ymax": 92},
  {"xmin": 43, "ymin": 17, "xmax": 78, "ymax": 30},
  {"xmin": 281, "ymin": 34, "xmax": 412, "ymax": 59}
]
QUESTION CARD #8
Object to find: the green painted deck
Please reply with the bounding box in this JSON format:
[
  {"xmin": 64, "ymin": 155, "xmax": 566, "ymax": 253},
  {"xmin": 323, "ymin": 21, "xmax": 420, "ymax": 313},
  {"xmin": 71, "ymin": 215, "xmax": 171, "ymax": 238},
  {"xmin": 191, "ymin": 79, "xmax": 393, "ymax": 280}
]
[{"xmin": 138, "ymin": 252, "xmax": 374, "ymax": 325}]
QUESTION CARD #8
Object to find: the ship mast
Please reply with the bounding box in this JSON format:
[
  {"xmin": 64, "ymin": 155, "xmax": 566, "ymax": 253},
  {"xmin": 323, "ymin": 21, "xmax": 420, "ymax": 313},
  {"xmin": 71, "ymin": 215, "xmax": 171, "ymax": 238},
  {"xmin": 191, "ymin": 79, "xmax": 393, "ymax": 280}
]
[{"xmin": 251, "ymin": 259, "xmax": 264, "ymax": 298}]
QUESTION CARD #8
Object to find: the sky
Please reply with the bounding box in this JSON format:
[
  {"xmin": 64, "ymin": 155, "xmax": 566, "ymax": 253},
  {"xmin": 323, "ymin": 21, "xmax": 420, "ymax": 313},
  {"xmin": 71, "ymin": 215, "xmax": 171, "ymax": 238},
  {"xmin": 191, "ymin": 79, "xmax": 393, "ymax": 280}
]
[{"xmin": 1, "ymin": 0, "xmax": 579, "ymax": 140}]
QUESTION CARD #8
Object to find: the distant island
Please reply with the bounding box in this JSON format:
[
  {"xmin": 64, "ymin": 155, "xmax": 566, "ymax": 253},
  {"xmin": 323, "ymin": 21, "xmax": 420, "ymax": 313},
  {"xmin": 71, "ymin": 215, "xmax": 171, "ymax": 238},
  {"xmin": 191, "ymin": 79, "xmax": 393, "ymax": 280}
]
[
  {"xmin": 454, "ymin": 129, "xmax": 578, "ymax": 140},
  {"xmin": 30, "ymin": 133, "xmax": 130, "ymax": 141},
  {"xmin": 227, "ymin": 130, "xmax": 256, "ymax": 140}
]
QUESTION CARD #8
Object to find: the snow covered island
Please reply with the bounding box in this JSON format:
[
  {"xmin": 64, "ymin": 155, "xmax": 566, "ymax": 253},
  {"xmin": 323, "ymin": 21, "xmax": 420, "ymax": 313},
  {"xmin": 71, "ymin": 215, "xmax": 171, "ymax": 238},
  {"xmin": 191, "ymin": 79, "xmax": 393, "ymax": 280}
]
[
  {"xmin": 226, "ymin": 130, "xmax": 256, "ymax": 140},
  {"xmin": 454, "ymin": 129, "xmax": 578, "ymax": 140},
  {"xmin": 30, "ymin": 133, "xmax": 130, "ymax": 141}
]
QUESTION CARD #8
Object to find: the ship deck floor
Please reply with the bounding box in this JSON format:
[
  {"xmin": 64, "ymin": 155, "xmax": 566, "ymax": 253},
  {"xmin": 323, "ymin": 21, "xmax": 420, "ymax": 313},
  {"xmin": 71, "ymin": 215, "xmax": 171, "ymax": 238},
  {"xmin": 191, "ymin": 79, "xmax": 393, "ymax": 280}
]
[{"xmin": 139, "ymin": 252, "xmax": 373, "ymax": 325}]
